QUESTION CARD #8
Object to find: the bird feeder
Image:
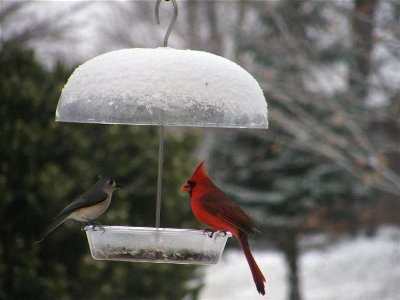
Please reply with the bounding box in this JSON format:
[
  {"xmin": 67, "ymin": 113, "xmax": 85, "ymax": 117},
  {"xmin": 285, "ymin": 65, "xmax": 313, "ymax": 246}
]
[{"xmin": 56, "ymin": 0, "xmax": 267, "ymax": 265}]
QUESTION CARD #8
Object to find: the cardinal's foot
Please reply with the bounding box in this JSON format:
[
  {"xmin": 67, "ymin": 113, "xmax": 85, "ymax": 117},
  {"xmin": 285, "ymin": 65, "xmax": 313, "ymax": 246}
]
[
  {"xmin": 203, "ymin": 228, "xmax": 228, "ymax": 240},
  {"xmin": 204, "ymin": 228, "xmax": 217, "ymax": 238}
]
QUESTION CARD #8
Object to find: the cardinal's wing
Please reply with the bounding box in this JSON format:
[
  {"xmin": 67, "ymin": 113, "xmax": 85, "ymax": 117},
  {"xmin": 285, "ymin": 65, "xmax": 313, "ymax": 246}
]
[{"xmin": 200, "ymin": 188, "xmax": 258, "ymax": 235}]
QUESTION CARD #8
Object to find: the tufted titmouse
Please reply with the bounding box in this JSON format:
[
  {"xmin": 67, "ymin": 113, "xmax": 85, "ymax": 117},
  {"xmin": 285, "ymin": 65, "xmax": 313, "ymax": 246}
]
[{"xmin": 36, "ymin": 176, "xmax": 121, "ymax": 242}]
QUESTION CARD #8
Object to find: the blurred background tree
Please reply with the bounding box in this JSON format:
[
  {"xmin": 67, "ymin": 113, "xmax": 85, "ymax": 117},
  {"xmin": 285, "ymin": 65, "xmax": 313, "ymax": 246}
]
[
  {"xmin": 210, "ymin": 129, "xmax": 367, "ymax": 300},
  {"xmin": 97, "ymin": 0, "xmax": 400, "ymax": 196},
  {"xmin": 205, "ymin": 1, "xmax": 399, "ymax": 299}
]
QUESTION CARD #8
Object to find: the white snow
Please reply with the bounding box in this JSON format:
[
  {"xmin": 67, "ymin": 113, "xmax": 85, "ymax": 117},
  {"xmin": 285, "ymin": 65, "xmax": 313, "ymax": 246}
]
[
  {"xmin": 200, "ymin": 227, "xmax": 400, "ymax": 300},
  {"xmin": 56, "ymin": 48, "xmax": 268, "ymax": 129}
]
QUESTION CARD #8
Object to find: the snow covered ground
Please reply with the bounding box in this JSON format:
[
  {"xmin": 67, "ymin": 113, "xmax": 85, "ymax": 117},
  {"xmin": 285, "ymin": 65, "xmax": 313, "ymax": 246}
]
[{"xmin": 200, "ymin": 227, "xmax": 400, "ymax": 300}]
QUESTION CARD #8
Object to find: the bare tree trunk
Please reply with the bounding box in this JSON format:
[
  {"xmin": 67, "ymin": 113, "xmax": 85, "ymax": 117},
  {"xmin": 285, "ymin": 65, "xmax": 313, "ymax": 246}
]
[
  {"xmin": 349, "ymin": 0, "xmax": 378, "ymax": 99},
  {"xmin": 280, "ymin": 227, "xmax": 301, "ymax": 300},
  {"xmin": 284, "ymin": 228, "xmax": 301, "ymax": 300},
  {"xmin": 232, "ymin": 0, "xmax": 247, "ymax": 62},
  {"xmin": 185, "ymin": 0, "xmax": 199, "ymax": 49},
  {"xmin": 205, "ymin": 1, "xmax": 222, "ymax": 55}
]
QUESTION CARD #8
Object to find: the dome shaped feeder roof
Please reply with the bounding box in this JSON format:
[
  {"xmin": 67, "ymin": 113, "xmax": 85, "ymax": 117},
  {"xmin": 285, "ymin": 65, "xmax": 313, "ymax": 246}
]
[{"xmin": 56, "ymin": 48, "xmax": 268, "ymax": 129}]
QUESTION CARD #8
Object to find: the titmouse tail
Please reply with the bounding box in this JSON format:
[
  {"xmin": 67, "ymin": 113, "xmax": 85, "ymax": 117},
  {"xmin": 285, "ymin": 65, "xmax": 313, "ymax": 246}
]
[{"xmin": 35, "ymin": 214, "xmax": 69, "ymax": 243}]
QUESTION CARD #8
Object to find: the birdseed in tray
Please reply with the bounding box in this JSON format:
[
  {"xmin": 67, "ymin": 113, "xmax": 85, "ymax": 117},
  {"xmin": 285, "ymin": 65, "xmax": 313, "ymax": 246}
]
[{"xmin": 93, "ymin": 246, "xmax": 220, "ymax": 264}]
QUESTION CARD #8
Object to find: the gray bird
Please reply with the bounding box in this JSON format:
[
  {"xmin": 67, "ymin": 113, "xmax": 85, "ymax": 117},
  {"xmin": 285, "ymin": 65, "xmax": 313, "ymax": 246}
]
[{"xmin": 36, "ymin": 176, "xmax": 121, "ymax": 242}]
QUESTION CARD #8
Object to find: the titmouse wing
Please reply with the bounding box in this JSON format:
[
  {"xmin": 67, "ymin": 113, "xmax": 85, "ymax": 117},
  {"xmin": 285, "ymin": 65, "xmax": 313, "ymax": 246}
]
[{"xmin": 54, "ymin": 188, "xmax": 108, "ymax": 219}]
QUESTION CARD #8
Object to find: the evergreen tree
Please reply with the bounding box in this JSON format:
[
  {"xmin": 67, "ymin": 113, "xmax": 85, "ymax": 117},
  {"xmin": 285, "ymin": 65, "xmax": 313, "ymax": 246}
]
[{"xmin": 0, "ymin": 43, "xmax": 201, "ymax": 299}]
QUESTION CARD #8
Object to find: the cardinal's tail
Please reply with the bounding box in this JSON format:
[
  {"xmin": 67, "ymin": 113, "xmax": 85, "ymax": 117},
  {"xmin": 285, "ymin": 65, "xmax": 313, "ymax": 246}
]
[{"xmin": 238, "ymin": 232, "xmax": 266, "ymax": 295}]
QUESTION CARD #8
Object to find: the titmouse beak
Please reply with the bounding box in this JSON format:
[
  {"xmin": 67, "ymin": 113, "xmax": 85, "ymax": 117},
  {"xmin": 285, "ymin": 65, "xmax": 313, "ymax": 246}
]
[{"xmin": 116, "ymin": 182, "xmax": 123, "ymax": 189}]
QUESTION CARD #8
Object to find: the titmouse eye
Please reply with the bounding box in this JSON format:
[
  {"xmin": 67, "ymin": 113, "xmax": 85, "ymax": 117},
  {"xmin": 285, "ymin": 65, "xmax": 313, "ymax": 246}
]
[{"xmin": 109, "ymin": 180, "xmax": 114, "ymax": 186}]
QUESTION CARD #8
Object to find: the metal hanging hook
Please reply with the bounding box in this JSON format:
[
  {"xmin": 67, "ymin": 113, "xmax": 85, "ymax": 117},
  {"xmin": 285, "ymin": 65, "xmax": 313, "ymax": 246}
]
[{"xmin": 155, "ymin": 0, "xmax": 178, "ymax": 47}]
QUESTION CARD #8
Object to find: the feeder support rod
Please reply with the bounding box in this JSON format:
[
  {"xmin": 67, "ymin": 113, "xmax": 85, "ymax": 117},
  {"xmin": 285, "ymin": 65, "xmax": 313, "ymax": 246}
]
[
  {"xmin": 154, "ymin": 0, "xmax": 178, "ymax": 228},
  {"xmin": 155, "ymin": 124, "xmax": 164, "ymax": 228}
]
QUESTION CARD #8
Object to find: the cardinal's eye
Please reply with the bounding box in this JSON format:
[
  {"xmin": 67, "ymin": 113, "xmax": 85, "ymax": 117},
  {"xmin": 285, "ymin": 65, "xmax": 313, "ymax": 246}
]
[{"xmin": 188, "ymin": 181, "xmax": 196, "ymax": 188}]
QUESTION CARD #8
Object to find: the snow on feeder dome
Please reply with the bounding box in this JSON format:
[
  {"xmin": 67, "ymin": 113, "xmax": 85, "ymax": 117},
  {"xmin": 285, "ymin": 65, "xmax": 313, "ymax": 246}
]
[
  {"xmin": 55, "ymin": 0, "xmax": 267, "ymax": 265},
  {"xmin": 56, "ymin": 47, "xmax": 268, "ymax": 129}
]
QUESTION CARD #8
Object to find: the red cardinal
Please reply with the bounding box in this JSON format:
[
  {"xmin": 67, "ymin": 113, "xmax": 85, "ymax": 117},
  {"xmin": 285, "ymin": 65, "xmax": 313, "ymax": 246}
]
[{"xmin": 182, "ymin": 161, "xmax": 266, "ymax": 295}]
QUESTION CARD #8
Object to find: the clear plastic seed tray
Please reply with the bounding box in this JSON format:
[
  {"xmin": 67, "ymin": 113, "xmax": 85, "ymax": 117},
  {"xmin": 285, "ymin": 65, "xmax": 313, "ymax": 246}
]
[{"xmin": 85, "ymin": 226, "xmax": 231, "ymax": 265}]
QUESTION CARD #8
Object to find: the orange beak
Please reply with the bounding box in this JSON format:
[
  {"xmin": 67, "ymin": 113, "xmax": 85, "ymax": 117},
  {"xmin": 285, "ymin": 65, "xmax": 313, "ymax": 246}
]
[{"xmin": 181, "ymin": 182, "xmax": 191, "ymax": 193}]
